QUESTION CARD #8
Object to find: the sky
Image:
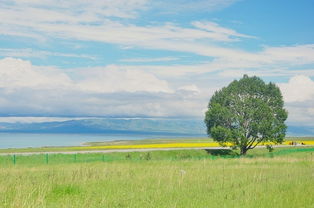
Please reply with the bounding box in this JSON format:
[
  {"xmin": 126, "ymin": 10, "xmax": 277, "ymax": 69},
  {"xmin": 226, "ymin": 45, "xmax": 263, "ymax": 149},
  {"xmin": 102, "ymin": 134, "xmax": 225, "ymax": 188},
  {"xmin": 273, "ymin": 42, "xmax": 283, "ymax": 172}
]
[{"xmin": 0, "ymin": 0, "xmax": 314, "ymax": 127}]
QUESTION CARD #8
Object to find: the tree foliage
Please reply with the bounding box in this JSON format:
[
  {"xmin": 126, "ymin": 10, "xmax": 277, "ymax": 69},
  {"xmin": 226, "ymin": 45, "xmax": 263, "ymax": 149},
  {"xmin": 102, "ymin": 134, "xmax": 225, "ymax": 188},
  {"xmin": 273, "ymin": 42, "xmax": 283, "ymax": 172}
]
[{"xmin": 204, "ymin": 75, "xmax": 288, "ymax": 155}]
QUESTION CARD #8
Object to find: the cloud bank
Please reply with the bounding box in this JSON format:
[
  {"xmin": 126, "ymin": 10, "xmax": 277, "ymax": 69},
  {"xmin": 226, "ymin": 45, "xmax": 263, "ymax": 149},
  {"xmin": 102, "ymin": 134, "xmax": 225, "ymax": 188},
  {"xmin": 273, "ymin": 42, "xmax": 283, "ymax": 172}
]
[
  {"xmin": 1, "ymin": 57, "xmax": 313, "ymax": 126},
  {"xmin": 0, "ymin": 57, "xmax": 205, "ymax": 117}
]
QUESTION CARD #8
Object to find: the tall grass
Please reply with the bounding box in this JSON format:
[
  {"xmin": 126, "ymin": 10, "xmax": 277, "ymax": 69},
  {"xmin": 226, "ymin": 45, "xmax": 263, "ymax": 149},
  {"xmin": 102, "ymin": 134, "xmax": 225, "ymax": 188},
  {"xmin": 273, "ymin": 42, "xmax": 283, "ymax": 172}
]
[{"xmin": 0, "ymin": 149, "xmax": 313, "ymax": 207}]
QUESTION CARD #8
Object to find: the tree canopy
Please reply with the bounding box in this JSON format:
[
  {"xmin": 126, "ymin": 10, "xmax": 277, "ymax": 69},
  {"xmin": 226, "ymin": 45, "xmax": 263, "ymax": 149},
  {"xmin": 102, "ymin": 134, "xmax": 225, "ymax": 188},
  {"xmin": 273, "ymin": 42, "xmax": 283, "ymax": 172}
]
[{"xmin": 204, "ymin": 75, "xmax": 288, "ymax": 155}]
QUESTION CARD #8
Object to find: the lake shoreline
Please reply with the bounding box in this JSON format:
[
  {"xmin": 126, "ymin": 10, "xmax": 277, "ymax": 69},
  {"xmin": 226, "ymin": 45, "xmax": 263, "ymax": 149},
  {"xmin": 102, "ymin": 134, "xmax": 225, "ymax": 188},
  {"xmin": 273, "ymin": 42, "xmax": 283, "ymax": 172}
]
[{"xmin": 0, "ymin": 132, "xmax": 207, "ymax": 149}]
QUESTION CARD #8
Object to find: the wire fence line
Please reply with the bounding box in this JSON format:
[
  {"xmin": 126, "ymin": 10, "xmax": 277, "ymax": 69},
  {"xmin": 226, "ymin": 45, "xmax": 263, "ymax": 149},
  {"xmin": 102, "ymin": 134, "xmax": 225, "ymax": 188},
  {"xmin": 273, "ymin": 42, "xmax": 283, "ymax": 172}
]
[
  {"xmin": 0, "ymin": 147, "xmax": 312, "ymax": 166},
  {"xmin": 1, "ymin": 153, "xmax": 114, "ymax": 166}
]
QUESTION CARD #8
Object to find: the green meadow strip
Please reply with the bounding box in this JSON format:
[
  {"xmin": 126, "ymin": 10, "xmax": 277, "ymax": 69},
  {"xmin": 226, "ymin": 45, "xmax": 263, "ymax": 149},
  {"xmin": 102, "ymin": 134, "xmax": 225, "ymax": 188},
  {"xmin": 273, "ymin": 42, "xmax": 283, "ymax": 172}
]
[{"xmin": 0, "ymin": 147, "xmax": 313, "ymax": 166}]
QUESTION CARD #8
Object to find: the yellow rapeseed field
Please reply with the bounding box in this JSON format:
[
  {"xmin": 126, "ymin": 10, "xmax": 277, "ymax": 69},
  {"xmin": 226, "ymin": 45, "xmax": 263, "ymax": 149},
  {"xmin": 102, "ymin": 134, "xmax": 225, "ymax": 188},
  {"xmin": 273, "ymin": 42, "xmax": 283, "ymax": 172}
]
[{"xmin": 72, "ymin": 140, "xmax": 314, "ymax": 150}]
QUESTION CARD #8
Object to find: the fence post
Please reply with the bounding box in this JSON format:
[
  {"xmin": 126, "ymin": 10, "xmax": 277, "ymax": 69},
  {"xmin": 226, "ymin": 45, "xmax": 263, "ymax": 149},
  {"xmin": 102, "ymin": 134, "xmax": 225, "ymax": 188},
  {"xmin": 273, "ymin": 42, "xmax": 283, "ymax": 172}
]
[
  {"xmin": 45, "ymin": 153, "xmax": 49, "ymax": 164},
  {"xmin": 13, "ymin": 154, "xmax": 16, "ymax": 165},
  {"xmin": 102, "ymin": 154, "xmax": 105, "ymax": 162}
]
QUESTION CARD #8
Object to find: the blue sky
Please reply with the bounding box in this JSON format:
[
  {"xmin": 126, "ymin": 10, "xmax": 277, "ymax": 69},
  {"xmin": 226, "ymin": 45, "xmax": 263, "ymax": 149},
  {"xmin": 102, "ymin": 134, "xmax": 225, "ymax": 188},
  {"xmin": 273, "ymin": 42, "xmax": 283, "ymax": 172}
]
[{"xmin": 0, "ymin": 0, "xmax": 314, "ymax": 126}]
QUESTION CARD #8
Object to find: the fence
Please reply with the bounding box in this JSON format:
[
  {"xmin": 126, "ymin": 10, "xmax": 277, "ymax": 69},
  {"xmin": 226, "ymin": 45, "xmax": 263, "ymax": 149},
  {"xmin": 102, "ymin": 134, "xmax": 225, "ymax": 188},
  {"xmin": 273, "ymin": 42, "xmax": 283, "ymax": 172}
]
[
  {"xmin": 0, "ymin": 147, "xmax": 313, "ymax": 166},
  {"xmin": 0, "ymin": 153, "xmax": 118, "ymax": 166}
]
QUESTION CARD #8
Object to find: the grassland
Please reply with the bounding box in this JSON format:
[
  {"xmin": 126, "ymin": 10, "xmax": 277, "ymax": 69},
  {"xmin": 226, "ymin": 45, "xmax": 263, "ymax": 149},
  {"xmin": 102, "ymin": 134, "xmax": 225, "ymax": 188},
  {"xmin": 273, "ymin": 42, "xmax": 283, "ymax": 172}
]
[{"xmin": 0, "ymin": 147, "xmax": 313, "ymax": 207}]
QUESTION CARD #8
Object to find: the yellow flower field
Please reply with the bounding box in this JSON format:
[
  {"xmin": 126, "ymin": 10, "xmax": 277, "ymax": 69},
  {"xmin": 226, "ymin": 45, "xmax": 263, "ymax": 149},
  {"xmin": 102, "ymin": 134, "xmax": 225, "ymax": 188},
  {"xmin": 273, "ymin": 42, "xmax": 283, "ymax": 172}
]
[
  {"xmin": 72, "ymin": 140, "xmax": 314, "ymax": 150},
  {"xmin": 282, "ymin": 140, "xmax": 314, "ymax": 145}
]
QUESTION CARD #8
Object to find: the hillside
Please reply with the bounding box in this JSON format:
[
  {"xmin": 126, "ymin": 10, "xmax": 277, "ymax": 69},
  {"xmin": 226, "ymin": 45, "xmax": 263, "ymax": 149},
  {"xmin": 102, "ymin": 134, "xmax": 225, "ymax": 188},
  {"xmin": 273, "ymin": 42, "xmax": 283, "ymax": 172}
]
[{"xmin": 0, "ymin": 118, "xmax": 206, "ymax": 135}]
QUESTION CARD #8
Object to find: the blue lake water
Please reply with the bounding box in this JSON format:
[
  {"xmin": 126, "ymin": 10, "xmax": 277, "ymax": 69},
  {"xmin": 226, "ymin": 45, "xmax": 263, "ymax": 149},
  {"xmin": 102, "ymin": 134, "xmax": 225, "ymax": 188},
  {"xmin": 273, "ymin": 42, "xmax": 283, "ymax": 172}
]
[{"xmin": 0, "ymin": 133, "xmax": 206, "ymax": 149}]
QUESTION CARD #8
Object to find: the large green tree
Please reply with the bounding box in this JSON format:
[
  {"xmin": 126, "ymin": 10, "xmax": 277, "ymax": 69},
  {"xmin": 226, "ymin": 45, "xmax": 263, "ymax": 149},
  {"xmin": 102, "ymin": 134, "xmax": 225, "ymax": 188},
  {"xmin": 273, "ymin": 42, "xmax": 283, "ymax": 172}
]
[{"xmin": 204, "ymin": 75, "xmax": 288, "ymax": 155}]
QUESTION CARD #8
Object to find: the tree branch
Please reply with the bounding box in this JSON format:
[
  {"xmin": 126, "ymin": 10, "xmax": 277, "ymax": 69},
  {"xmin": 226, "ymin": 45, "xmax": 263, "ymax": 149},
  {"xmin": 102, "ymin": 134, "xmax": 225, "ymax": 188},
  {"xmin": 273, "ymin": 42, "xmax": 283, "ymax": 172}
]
[
  {"xmin": 247, "ymin": 136, "xmax": 257, "ymax": 149},
  {"xmin": 249, "ymin": 137, "xmax": 264, "ymax": 149}
]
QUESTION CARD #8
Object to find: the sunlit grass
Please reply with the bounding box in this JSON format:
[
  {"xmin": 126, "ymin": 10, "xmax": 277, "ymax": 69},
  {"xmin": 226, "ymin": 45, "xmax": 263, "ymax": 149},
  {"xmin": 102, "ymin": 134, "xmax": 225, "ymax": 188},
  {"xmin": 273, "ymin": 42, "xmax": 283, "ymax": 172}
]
[{"xmin": 0, "ymin": 149, "xmax": 313, "ymax": 208}]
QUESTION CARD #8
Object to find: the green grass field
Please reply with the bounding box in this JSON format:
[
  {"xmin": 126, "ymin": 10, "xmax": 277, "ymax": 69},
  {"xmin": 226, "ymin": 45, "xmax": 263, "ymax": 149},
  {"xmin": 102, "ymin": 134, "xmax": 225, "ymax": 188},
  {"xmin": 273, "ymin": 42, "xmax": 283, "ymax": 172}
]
[{"xmin": 0, "ymin": 147, "xmax": 313, "ymax": 207}]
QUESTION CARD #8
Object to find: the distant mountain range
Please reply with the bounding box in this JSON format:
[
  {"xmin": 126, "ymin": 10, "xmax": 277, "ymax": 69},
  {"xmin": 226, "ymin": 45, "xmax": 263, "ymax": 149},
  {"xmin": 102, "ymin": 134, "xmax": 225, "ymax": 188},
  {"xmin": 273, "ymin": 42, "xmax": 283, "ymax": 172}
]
[
  {"xmin": 0, "ymin": 118, "xmax": 207, "ymax": 135},
  {"xmin": 0, "ymin": 118, "xmax": 312, "ymax": 136}
]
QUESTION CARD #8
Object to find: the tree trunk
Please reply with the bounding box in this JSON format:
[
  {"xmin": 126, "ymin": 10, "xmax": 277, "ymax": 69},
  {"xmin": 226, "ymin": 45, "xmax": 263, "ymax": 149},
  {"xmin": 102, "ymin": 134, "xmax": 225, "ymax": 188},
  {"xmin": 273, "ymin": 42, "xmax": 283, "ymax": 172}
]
[{"xmin": 240, "ymin": 147, "xmax": 247, "ymax": 155}]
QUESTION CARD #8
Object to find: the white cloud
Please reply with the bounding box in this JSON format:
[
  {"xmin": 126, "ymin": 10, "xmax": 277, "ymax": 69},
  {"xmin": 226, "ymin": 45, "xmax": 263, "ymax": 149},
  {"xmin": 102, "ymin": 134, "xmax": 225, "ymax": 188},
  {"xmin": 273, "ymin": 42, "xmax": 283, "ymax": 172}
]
[
  {"xmin": 5, "ymin": 0, "xmax": 149, "ymax": 19},
  {"xmin": 78, "ymin": 66, "xmax": 173, "ymax": 93},
  {"xmin": 1, "ymin": 0, "xmax": 313, "ymax": 72},
  {"xmin": 0, "ymin": 0, "xmax": 254, "ymax": 48},
  {"xmin": 0, "ymin": 17, "xmax": 253, "ymax": 45},
  {"xmin": 0, "ymin": 117, "xmax": 89, "ymax": 123},
  {"xmin": 4, "ymin": 0, "xmax": 313, "ymax": 73},
  {"xmin": 151, "ymin": 0, "xmax": 239, "ymax": 13},
  {"xmin": 178, "ymin": 85, "xmax": 201, "ymax": 94},
  {"xmin": 192, "ymin": 21, "xmax": 255, "ymax": 41},
  {"xmin": 279, "ymin": 75, "xmax": 314, "ymax": 103},
  {"xmin": 1, "ymin": 57, "xmax": 314, "ymax": 124},
  {"xmin": 0, "ymin": 57, "xmax": 172, "ymax": 93},
  {"xmin": 285, "ymin": 105, "xmax": 314, "ymax": 126},
  {"xmin": 277, "ymin": 75, "xmax": 314, "ymax": 126},
  {"xmin": 0, "ymin": 57, "xmax": 209, "ymax": 117},
  {"xmin": 260, "ymin": 44, "xmax": 314, "ymax": 65},
  {"xmin": 0, "ymin": 48, "xmax": 96, "ymax": 60},
  {"xmin": 120, "ymin": 57, "xmax": 179, "ymax": 63},
  {"xmin": 0, "ymin": 57, "xmax": 73, "ymax": 90}
]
